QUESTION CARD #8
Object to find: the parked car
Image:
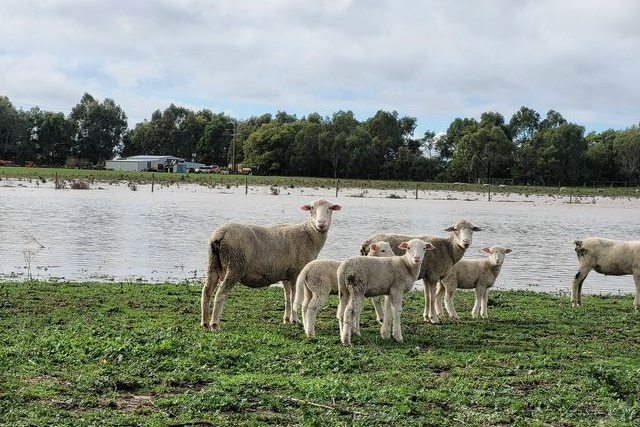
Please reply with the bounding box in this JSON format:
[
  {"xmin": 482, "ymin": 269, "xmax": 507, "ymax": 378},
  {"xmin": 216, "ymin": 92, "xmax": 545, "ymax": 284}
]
[{"xmin": 195, "ymin": 165, "xmax": 220, "ymax": 173}]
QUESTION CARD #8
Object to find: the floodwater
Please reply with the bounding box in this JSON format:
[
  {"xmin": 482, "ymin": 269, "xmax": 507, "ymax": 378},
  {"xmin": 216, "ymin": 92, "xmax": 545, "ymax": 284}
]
[{"xmin": 1, "ymin": 178, "xmax": 639, "ymax": 296}]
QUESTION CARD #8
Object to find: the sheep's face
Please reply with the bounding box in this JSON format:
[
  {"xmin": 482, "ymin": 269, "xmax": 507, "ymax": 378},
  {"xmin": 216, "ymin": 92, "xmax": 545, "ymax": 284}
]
[
  {"xmin": 483, "ymin": 246, "xmax": 512, "ymax": 266},
  {"xmin": 446, "ymin": 220, "xmax": 481, "ymax": 249},
  {"xmin": 368, "ymin": 241, "xmax": 394, "ymax": 257},
  {"xmin": 301, "ymin": 199, "xmax": 342, "ymax": 232},
  {"xmin": 399, "ymin": 239, "xmax": 435, "ymax": 266}
]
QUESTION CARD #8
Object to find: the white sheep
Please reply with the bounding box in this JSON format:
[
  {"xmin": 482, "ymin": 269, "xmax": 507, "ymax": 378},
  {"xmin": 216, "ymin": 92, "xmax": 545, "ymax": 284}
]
[
  {"xmin": 571, "ymin": 238, "xmax": 640, "ymax": 308},
  {"xmin": 337, "ymin": 239, "xmax": 435, "ymax": 346},
  {"xmin": 435, "ymin": 245, "xmax": 512, "ymax": 319},
  {"xmin": 360, "ymin": 220, "xmax": 481, "ymax": 324},
  {"xmin": 294, "ymin": 241, "xmax": 394, "ymax": 338},
  {"xmin": 200, "ymin": 198, "xmax": 342, "ymax": 330}
]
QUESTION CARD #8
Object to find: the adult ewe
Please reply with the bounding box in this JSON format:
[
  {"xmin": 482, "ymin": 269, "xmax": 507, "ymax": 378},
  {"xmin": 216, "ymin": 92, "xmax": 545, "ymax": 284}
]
[
  {"xmin": 337, "ymin": 238, "xmax": 434, "ymax": 345},
  {"xmin": 200, "ymin": 198, "xmax": 342, "ymax": 330},
  {"xmin": 571, "ymin": 238, "xmax": 640, "ymax": 308},
  {"xmin": 360, "ymin": 220, "xmax": 481, "ymax": 324},
  {"xmin": 436, "ymin": 245, "xmax": 512, "ymax": 319}
]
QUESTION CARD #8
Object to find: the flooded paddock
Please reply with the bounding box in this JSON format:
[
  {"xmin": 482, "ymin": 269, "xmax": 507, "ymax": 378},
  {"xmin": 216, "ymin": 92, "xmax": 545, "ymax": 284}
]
[{"xmin": 1, "ymin": 179, "xmax": 639, "ymax": 296}]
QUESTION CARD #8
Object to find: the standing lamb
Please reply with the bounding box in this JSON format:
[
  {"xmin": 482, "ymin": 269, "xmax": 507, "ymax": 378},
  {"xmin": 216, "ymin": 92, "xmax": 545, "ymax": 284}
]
[
  {"xmin": 337, "ymin": 239, "xmax": 435, "ymax": 346},
  {"xmin": 360, "ymin": 220, "xmax": 481, "ymax": 324},
  {"xmin": 200, "ymin": 198, "xmax": 342, "ymax": 330},
  {"xmin": 294, "ymin": 241, "xmax": 394, "ymax": 338},
  {"xmin": 435, "ymin": 245, "xmax": 512, "ymax": 319},
  {"xmin": 571, "ymin": 238, "xmax": 640, "ymax": 308}
]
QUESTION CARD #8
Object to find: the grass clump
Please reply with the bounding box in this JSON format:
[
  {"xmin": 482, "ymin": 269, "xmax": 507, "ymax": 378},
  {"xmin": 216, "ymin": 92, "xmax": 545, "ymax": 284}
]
[{"xmin": 1, "ymin": 281, "xmax": 640, "ymax": 426}]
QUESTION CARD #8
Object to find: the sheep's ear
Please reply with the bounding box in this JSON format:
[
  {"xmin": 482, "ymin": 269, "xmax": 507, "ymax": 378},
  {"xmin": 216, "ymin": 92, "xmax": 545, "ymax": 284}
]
[
  {"xmin": 330, "ymin": 204, "xmax": 342, "ymax": 211},
  {"xmin": 426, "ymin": 243, "xmax": 436, "ymax": 251},
  {"xmin": 505, "ymin": 248, "xmax": 513, "ymax": 254},
  {"xmin": 300, "ymin": 204, "xmax": 312, "ymax": 211},
  {"xmin": 444, "ymin": 226, "xmax": 455, "ymax": 232},
  {"xmin": 472, "ymin": 226, "xmax": 482, "ymax": 231},
  {"xmin": 398, "ymin": 242, "xmax": 409, "ymax": 250},
  {"xmin": 482, "ymin": 247, "xmax": 492, "ymax": 254},
  {"xmin": 369, "ymin": 243, "xmax": 378, "ymax": 252}
]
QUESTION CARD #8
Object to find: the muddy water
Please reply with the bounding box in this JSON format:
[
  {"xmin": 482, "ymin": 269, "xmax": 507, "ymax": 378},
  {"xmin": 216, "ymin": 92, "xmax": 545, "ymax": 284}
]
[{"xmin": 1, "ymin": 179, "xmax": 639, "ymax": 296}]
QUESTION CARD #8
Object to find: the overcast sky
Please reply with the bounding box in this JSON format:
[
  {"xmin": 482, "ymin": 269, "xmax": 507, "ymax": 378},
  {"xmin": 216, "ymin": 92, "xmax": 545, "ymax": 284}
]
[{"xmin": 2, "ymin": 0, "xmax": 639, "ymax": 138}]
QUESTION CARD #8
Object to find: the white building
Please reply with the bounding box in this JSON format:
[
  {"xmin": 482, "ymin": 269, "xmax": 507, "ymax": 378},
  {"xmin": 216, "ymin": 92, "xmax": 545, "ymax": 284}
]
[{"xmin": 105, "ymin": 155, "xmax": 204, "ymax": 173}]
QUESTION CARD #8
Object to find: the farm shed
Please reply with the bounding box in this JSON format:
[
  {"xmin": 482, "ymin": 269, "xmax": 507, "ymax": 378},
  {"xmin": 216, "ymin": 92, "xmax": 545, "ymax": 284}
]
[{"xmin": 106, "ymin": 155, "xmax": 204, "ymax": 172}]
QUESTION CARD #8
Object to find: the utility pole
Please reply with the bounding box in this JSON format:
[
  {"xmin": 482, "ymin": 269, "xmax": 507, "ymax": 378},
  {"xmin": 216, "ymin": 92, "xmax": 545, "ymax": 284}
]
[{"xmin": 227, "ymin": 120, "xmax": 237, "ymax": 173}]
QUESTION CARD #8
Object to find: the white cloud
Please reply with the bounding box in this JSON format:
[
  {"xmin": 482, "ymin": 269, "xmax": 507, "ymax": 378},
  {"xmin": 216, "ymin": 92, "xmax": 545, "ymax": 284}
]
[{"xmin": 1, "ymin": 0, "xmax": 639, "ymax": 135}]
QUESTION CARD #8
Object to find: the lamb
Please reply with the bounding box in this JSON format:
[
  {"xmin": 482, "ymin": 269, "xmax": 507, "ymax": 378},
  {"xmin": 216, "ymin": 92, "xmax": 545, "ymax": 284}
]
[
  {"xmin": 293, "ymin": 241, "xmax": 394, "ymax": 338},
  {"xmin": 435, "ymin": 245, "xmax": 512, "ymax": 319},
  {"xmin": 571, "ymin": 238, "xmax": 640, "ymax": 308},
  {"xmin": 337, "ymin": 239, "xmax": 435, "ymax": 346},
  {"xmin": 360, "ymin": 220, "xmax": 481, "ymax": 324},
  {"xmin": 200, "ymin": 198, "xmax": 342, "ymax": 330}
]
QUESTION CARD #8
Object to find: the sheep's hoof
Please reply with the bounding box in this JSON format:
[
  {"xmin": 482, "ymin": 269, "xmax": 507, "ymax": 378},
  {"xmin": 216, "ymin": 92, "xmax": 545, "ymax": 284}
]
[{"xmin": 208, "ymin": 323, "xmax": 220, "ymax": 331}]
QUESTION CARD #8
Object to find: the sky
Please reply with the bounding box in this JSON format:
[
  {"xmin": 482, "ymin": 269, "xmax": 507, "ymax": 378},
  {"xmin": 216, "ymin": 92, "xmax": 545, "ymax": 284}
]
[{"xmin": 1, "ymin": 0, "xmax": 639, "ymax": 138}]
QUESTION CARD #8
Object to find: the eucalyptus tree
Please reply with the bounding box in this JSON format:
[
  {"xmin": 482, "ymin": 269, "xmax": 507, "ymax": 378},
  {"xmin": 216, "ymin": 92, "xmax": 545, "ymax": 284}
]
[
  {"xmin": 0, "ymin": 96, "xmax": 21, "ymax": 160},
  {"xmin": 289, "ymin": 114, "xmax": 325, "ymax": 176},
  {"xmin": 614, "ymin": 126, "xmax": 640, "ymax": 183},
  {"xmin": 242, "ymin": 120, "xmax": 298, "ymax": 174},
  {"xmin": 533, "ymin": 118, "xmax": 586, "ymax": 185},
  {"xmin": 323, "ymin": 110, "xmax": 359, "ymax": 178},
  {"xmin": 24, "ymin": 108, "xmax": 72, "ymax": 166},
  {"xmin": 509, "ymin": 106, "xmax": 541, "ymax": 184},
  {"xmin": 585, "ymin": 129, "xmax": 619, "ymax": 183},
  {"xmin": 196, "ymin": 113, "xmax": 236, "ymax": 166},
  {"xmin": 436, "ymin": 117, "xmax": 478, "ymax": 163},
  {"xmin": 449, "ymin": 123, "xmax": 513, "ymax": 183},
  {"xmin": 68, "ymin": 93, "xmax": 127, "ymax": 166}
]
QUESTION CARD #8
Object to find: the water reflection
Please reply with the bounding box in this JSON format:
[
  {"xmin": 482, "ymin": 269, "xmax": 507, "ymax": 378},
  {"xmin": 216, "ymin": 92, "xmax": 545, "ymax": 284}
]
[{"xmin": 1, "ymin": 179, "xmax": 639, "ymax": 296}]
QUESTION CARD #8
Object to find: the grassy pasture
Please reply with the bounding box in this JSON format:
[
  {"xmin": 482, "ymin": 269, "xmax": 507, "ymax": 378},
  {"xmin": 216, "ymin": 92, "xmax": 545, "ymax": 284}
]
[{"xmin": 1, "ymin": 281, "xmax": 640, "ymax": 426}]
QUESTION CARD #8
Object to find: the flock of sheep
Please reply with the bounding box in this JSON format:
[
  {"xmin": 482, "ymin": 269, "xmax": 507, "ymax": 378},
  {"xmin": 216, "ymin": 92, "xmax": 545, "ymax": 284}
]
[{"xmin": 200, "ymin": 198, "xmax": 640, "ymax": 346}]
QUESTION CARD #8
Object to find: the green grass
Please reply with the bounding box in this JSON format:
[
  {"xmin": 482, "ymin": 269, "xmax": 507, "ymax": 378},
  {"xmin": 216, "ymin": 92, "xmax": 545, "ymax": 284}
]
[
  {"xmin": 1, "ymin": 281, "xmax": 640, "ymax": 426},
  {"xmin": 2, "ymin": 166, "xmax": 640, "ymax": 198}
]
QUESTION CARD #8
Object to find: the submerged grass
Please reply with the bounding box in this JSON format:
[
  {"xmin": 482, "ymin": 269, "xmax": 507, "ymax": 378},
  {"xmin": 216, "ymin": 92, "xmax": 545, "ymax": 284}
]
[{"xmin": 1, "ymin": 281, "xmax": 640, "ymax": 426}]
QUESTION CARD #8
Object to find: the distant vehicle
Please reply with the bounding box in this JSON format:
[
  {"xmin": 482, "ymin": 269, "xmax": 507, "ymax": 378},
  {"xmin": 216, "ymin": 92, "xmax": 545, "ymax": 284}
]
[
  {"xmin": 0, "ymin": 160, "xmax": 18, "ymax": 167},
  {"xmin": 195, "ymin": 165, "xmax": 221, "ymax": 173}
]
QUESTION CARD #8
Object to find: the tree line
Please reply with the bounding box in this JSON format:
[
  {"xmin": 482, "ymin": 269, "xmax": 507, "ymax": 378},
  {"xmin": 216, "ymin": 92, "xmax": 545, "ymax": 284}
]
[{"xmin": 1, "ymin": 92, "xmax": 639, "ymax": 185}]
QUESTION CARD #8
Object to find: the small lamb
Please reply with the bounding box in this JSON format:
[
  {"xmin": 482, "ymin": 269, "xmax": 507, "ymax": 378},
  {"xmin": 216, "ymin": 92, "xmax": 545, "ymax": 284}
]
[
  {"xmin": 571, "ymin": 238, "xmax": 640, "ymax": 308},
  {"xmin": 200, "ymin": 198, "xmax": 341, "ymax": 330},
  {"xmin": 337, "ymin": 239, "xmax": 435, "ymax": 346},
  {"xmin": 436, "ymin": 245, "xmax": 512, "ymax": 319},
  {"xmin": 294, "ymin": 241, "xmax": 394, "ymax": 338}
]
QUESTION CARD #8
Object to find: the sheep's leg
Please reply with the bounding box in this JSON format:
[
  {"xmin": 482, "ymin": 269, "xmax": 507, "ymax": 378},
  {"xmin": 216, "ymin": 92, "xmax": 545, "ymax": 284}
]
[
  {"xmin": 293, "ymin": 280, "xmax": 305, "ymax": 327},
  {"xmin": 480, "ymin": 287, "xmax": 489, "ymax": 319},
  {"xmin": 471, "ymin": 287, "xmax": 483, "ymax": 319},
  {"xmin": 282, "ymin": 280, "xmax": 298, "ymax": 324},
  {"xmin": 422, "ymin": 279, "xmax": 440, "ymax": 324},
  {"xmin": 434, "ymin": 281, "xmax": 444, "ymax": 318},
  {"xmin": 634, "ymin": 269, "xmax": 640, "ymax": 309},
  {"xmin": 571, "ymin": 266, "xmax": 591, "ymax": 307},
  {"xmin": 341, "ymin": 294, "xmax": 362, "ymax": 346},
  {"xmin": 336, "ymin": 290, "xmax": 348, "ymax": 337},
  {"xmin": 303, "ymin": 285, "xmax": 316, "ymax": 330},
  {"xmin": 304, "ymin": 291, "xmax": 329, "ymax": 338},
  {"xmin": 444, "ymin": 287, "xmax": 459, "ymax": 320},
  {"xmin": 208, "ymin": 271, "xmax": 237, "ymax": 331},
  {"xmin": 352, "ymin": 298, "xmax": 364, "ymax": 336},
  {"xmin": 371, "ymin": 296, "xmax": 384, "ymax": 325},
  {"xmin": 380, "ymin": 296, "xmax": 392, "ymax": 340},
  {"xmin": 200, "ymin": 261, "xmax": 220, "ymax": 328},
  {"xmin": 389, "ymin": 290, "xmax": 404, "ymax": 343}
]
